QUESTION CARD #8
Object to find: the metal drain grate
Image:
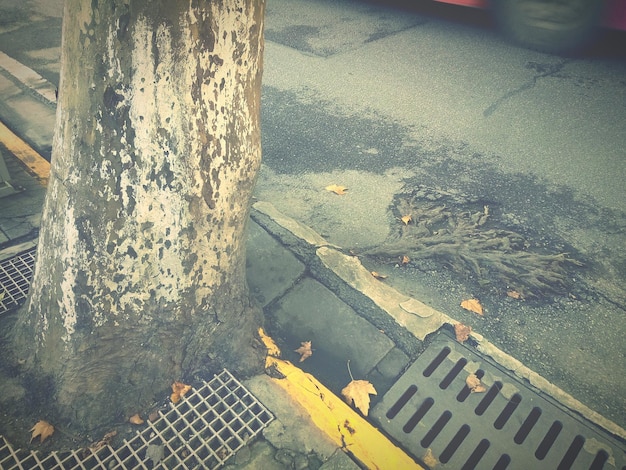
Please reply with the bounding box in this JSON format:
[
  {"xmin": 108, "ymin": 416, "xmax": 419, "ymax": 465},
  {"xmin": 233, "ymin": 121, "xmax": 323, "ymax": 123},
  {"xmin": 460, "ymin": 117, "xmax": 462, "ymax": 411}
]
[
  {"xmin": 0, "ymin": 246, "xmax": 36, "ymax": 315},
  {"xmin": 0, "ymin": 369, "xmax": 274, "ymax": 469},
  {"xmin": 372, "ymin": 332, "xmax": 626, "ymax": 470}
]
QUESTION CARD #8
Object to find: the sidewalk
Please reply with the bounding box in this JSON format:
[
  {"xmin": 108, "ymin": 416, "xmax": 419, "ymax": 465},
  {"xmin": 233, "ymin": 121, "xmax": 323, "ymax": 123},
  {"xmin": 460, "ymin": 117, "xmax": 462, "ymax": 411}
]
[{"xmin": 1, "ymin": 48, "xmax": 625, "ymax": 469}]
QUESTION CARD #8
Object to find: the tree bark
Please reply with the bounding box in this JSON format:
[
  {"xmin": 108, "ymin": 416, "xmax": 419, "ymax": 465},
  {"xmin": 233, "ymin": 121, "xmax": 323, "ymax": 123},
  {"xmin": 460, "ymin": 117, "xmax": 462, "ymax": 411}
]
[{"xmin": 13, "ymin": 0, "xmax": 265, "ymax": 434}]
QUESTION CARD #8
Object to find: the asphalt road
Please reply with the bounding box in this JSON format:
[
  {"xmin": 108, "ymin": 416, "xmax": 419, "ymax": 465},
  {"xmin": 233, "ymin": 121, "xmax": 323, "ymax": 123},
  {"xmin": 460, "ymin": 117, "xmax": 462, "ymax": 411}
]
[{"xmin": 1, "ymin": 0, "xmax": 625, "ymax": 431}]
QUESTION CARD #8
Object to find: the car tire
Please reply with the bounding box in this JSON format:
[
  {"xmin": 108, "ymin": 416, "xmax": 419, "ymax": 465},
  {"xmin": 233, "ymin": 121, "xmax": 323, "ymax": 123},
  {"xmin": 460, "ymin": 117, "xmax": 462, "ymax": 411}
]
[{"xmin": 493, "ymin": 0, "xmax": 603, "ymax": 53}]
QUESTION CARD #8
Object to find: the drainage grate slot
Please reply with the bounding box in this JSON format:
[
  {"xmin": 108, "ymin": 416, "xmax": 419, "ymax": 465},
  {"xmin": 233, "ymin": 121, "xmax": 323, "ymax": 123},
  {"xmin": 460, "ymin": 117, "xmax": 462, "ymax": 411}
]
[
  {"xmin": 387, "ymin": 384, "xmax": 417, "ymax": 419},
  {"xmin": 461, "ymin": 438, "xmax": 490, "ymax": 470},
  {"xmin": 494, "ymin": 393, "xmax": 522, "ymax": 430},
  {"xmin": 440, "ymin": 424, "xmax": 471, "ymax": 463},
  {"xmin": 474, "ymin": 381, "xmax": 502, "ymax": 416},
  {"xmin": 421, "ymin": 411, "xmax": 452, "ymax": 448},
  {"xmin": 372, "ymin": 333, "xmax": 626, "ymax": 469},
  {"xmin": 0, "ymin": 369, "xmax": 273, "ymax": 469},
  {"xmin": 403, "ymin": 397, "xmax": 434, "ymax": 433},
  {"xmin": 514, "ymin": 406, "xmax": 542, "ymax": 444},
  {"xmin": 557, "ymin": 435, "xmax": 585, "ymax": 470},
  {"xmin": 536, "ymin": 420, "xmax": 563, "ymax": 460}
]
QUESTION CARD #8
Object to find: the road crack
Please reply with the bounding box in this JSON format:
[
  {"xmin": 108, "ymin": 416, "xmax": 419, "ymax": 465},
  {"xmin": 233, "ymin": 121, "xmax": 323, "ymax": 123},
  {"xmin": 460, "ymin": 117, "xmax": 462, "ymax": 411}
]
[{"xmin": 483, "ymin": 59, "xmax": 570, "ymax": 117}]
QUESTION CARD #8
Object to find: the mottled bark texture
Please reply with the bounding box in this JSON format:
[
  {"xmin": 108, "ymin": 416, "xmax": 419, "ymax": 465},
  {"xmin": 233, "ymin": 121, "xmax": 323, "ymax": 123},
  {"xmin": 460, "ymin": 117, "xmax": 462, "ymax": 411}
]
[{"xmin": 13, "ymin": 0, "xmax": 265, "ymax": 433}]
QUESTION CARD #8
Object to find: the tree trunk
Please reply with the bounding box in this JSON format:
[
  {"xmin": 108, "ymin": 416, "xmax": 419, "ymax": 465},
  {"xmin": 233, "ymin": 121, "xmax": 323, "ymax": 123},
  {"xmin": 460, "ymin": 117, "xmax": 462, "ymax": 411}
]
[{"xmin": 12, "ymin": 0, "xmax": 265, "ymax": 434}]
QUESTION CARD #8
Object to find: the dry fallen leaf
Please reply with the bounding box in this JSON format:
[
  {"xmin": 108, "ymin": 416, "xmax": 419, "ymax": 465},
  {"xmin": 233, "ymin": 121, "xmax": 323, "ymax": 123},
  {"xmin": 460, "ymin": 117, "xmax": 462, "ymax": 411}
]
[
  {"xmin": 30, "ymin": 420, "xmax": 54, "ymax": 443},
  {"xmin": 466, "ymin": 373, "xmax": 487, "ymax": 393},
  {"xmin": 342, "ymin": 379, "xmax": 377, "ymax": 416},
  {"xmin": 400, "ymin": 214, "xmax": 412, "ymax": 225},
  {"xmin": 171, "ymin": 381, "xmax": 192, "ymax": 404},
  {"xmin": 400, "ymin": 255, "xmax": 410, "ymax": 265},
  {"xmin": 370, "ymin": 271, "xmax": 388, "ymax": 280},
  {"xmin": 461, "ymin": 298, "xmax": 484, "ymax": 316},
  {"xmin": 454, "ymin": 323, "xmax": 472, "ymax": 343},
  {"xmin": 423, "ymin": 447, "xmax": 438, "ymax": 468},
  {"xmin": 507, "ymin": 290, "xmax": 524, "ymax": 300},
  {"xmin": 294, "ymin": 341, "xmax": 313, "ymax": 362},
  {"xmin": 325, "ymin": 184, "xmax": 348, "ymax": 195},
  {"xmin": 129, "ymin": 413, "xmax": 144, "ymax": 425}
]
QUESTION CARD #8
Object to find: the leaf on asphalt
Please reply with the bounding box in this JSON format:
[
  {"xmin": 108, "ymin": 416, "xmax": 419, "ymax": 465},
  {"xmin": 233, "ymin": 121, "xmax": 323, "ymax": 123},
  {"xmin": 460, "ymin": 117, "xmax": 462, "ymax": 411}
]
[
  {"xmin": 294, "ymin": 341, "xmax": 313, "ymax": 362},
  {"xmin": 454, "ymin": 323, "xmax": 472, "ymax": 343},
  {"xmin": 341, "ymin": 379, "xmax": 377, "ymax": 416},
  {"xmin": 371, "ymin": 271, "xmax": 388, "ymax": 280},
  {"xmin": 466, "ymin": 373, "xmax": 487, "ymax": 393},
  {"xmin": 400, "ymin": 255, "xmax": 410, "ymax": 265},
  {"xmin": 461, "ymin": 298, "xmax": 484, "ymax": 316},
  {"xmin": 171, "ymin": 381, "xmax": 192, "ymax": 404},
  {"xmin": 507, "ymin": 290, "xmax": 524, "ymax": 300},
  {"xmin": 30, "ymin": 420, "xmax": 54, "ymax": 443},
  {"xmin": 400, "ymin": 214, "xmax": 412, "ymax": 225},
  {"xmin": 325, "ymin": 184, "xmax": 348, "ymax": 195}
]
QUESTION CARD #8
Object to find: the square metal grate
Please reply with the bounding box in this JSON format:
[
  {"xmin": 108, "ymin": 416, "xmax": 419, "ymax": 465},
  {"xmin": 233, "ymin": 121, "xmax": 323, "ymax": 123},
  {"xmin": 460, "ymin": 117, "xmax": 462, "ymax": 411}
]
[
  {"xmin": 0, "ymin": 246, "xmax": 37, "ymax": 315},
  {"xmin": 372, "ymin": 332, "xmax": 626, "ymax": 470},
  {"xmin": 0, "ymin": 369, "xmax": 274, "ymax": 469}
]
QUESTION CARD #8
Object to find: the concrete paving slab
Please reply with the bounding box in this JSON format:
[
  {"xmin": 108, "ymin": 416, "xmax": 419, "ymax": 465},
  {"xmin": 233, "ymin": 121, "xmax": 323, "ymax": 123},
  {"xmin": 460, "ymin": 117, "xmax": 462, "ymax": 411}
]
[
  {"xmin": 268, "ymin": 276, "xmax": 394, "ymax": 380},
  {"xmin": 246, "ymin": 220, "xmax": 305, "ymax": 307}
]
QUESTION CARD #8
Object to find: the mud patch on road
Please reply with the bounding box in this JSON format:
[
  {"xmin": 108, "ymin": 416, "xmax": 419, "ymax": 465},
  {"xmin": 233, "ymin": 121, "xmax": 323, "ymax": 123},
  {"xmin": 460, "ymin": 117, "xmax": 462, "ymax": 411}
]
[{"xmin": 363, "ymin": 185, "xmax": 584, "ymax": 299}]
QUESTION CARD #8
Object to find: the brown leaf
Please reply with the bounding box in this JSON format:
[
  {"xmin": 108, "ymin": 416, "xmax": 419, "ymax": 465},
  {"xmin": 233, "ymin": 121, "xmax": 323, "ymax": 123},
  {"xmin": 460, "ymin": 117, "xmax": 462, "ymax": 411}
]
[
  {"xmin": 341, "ymin": 379, "xmax": 377, "ymax": 416},
  {"xmin": 507, "ymin": 290, "xmax": 524, "ymax": 300},
  {"xmin": 466, "ymin": 373, "xmax": 487, "ymax": 393},
  {"xmin": 294, "ymin": 341, "xmax": 313, "ymax": 362},
  {"xmin": 370, "ymin": 271, "xmax": 388, "ymax": 280},
  {"xmin": 400, "ymin": 255, "xmax": 410, "ymax": 265},
  {"xmin": 454, "ymin": 323, "xmax": 472, "ymax": 343},
  {"xmin": 400, "ymin": 214, "xmax": 412, "ymax": 225},
  {"xmin": 461, "ymin": 298, "xmax": 484, "ymax": 316},
  {"xmin": 30, "ymin": 420, "xmax": 54, "ymax": 443},
  {"xmin": 171, "ymin": 381, "xmax": 192, "ymax": 404},
  {"xmin": 129, "ymin": 413, "xmax": 144, "ymax": 425},
  {"xmin": 325, "ymin": 184, "xmax": 348, "ymax": 195}
]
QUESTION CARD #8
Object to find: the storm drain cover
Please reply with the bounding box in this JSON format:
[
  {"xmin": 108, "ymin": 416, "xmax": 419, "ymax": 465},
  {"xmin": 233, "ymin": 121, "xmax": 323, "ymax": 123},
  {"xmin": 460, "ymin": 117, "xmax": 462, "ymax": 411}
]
[
  {"xmin": 0, "ymin": 369, "xmax": 274, "ymax": 469},
  {"xmin": 372, "ymin": 332, "xmax": 625, "ymax": 470},
  {"xmin": 0, "ymin": 246, "xmax": 36, "ymax": 315}
]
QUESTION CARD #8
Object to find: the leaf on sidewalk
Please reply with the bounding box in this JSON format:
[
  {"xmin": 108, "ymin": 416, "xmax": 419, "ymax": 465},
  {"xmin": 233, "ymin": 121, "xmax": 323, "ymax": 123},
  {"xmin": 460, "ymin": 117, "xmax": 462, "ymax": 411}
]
[
  {"xmin": 341, "ymin": 379, "xmax": 377, "ymax": 416},
  {"xmin": 454, "ymin": 323, "xmax": 472, "ymax": 343},
  {"xmin": 325, "ymin": 184, "xmax": 348, "ymax": 195},
  {"xmin": 294, "ymin": 341, "xmax": 313, "ymax": 362},
  {"xmin": 30, "ymin": 420, "xmax": 54, "ymax": 443}
]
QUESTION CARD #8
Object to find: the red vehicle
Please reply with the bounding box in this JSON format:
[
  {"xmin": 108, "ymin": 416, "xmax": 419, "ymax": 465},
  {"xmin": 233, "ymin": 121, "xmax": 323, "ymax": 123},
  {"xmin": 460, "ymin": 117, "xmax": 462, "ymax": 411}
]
[{"xmin": 434, "ymin": 0, "xmax": 626, "ymax": 52}]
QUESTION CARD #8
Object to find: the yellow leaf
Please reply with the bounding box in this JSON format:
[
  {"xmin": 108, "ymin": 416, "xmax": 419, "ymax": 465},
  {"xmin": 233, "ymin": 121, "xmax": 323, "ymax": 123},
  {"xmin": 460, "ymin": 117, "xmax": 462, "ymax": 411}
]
[
  {"xmin": 294, "ymin": 341, "xmax": 313, "ymax": 362},
  {"xmin": 30, "ymin": 420, "xmax": 54, "ymax": 443},
  {"xmin": 341, "ymin": 379, "xmax": 377, "ymax": 416},
  {"xmin": 325, "ymin": 184, "xmax": 348, "ymax": 195},
  {"xmin": 423, "ymin": 447, "xmax": 438, "ymax": 467},
  {"xmin": 370, "ymin": 271, "xmax": 387, "ymax": 280},
  {"xmin": 461, "ymin": 298, "xmax": 483, "ymax": 316},
  {"xmin": 171, "ymin": 381, "xmax": 192, "ymax": 404},
  {"xmin": 400, "ymin": 214, "xmax": 412, "ymax": 225}
]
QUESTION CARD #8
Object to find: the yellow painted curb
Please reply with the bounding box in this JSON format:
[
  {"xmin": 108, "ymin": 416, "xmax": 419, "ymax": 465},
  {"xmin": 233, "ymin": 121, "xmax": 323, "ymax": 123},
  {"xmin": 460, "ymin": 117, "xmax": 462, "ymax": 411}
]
[
  {"xmin": 0, "ymin": 120, "xmax": 49, "ymax": 186},
  {"xmin": 259, "ymin": 329, "xmax": 423, "ymax": 470}
]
